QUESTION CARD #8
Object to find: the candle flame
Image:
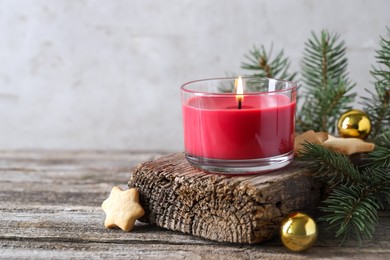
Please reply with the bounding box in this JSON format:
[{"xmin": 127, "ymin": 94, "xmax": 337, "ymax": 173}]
[{"xmin": 235, "ymin": 76, "xmax": 244, "ymax": 102}]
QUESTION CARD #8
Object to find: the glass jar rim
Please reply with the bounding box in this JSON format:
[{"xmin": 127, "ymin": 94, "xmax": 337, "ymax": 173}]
[{"xmin": 180, "ymin": 76, "xmax": 297, "ymax": 96}]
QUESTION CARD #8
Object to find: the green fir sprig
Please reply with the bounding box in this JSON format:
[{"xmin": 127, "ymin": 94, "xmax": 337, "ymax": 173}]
[
  {"xmin": 362, "ymin": 27, "xmax": 390, "ymax": 138},
  {"xmin": 221, "ymin": 45, "xmax": 296, "ymax": 93},
  {"xmin": 365, "ymin": 130, "xmax": 390, "ymax": 169},
  {"xmin": 297, "ymin": 142, "xmax": 361, "ymax": 187},
  {"xmin": 299, "ymin": 142, "xmax": 390, "ymax": 244},
  {"xmin": 362, "ymin": 84, "xmax": 390, "ymax": 138},
  {"xmin": 319, "ymin": 181, "xmax": 381, "ymax": 244},
  {"xmin": 297, "ymin": 30, "xmax": 356, "ymax": 133},
  {"xmin": 241, "ymin": 45, "xmax": 296, "ymax": 81}
]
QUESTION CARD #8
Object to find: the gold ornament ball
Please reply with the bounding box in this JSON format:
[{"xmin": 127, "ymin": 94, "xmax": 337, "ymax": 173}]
[
  {"xmin": 337, "ymin": 109, "xmax": 372, "ymax": 139},
  {"xmin": 280, "ymin": 212, "xmax": 317, "ymax": 252}
]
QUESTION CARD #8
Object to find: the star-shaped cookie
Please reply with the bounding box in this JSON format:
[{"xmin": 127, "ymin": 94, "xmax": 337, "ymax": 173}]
[
  {"xmin": 294, "ymin": 130, "xmax": 329, "ymax": 155},
  {"xmin": 102, "ymin": 186, "xmax": 145, "ymax": 232},
  {"xmin": 323, "ymin": 135, "xmax": 375, "ymax": 155}
]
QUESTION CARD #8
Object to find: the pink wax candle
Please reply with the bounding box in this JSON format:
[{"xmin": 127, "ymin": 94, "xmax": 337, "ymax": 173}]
[{"xmin": 181, "ymin": 77, "xmax": 297, "ymax": 174}]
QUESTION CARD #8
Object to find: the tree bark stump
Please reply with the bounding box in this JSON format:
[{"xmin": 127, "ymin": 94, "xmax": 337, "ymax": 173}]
[{"xmin": 128, "ymin": 153, "xmax": 321, "ymax": 244}]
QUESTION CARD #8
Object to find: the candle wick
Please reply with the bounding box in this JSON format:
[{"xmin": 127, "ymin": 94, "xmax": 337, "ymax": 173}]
[{"xmin": 238, "ymin": 100, "xmax": 242, "ymax": 109}]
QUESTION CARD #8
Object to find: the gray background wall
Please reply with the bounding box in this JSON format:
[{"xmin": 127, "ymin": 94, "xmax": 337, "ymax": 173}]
[{"xmin": 0, "ymin": 0, "xmax": 389, "ymax": 151}]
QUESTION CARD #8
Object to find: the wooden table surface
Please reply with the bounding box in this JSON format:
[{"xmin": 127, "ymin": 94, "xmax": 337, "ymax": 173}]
[{"xmin": 1, "ymin": 150, "xmax": 389, "ymax": 259}]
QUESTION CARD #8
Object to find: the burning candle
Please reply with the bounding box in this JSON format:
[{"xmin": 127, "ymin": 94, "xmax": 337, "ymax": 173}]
[{"xmin": 181, "ymin": 76, "xmax": 297, "ymax": 174}]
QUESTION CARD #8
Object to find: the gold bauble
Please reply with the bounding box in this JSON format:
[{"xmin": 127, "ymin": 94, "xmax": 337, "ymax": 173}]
[
  {"xmin": 337, "ymin": 109, "xmax": 372, "ymax": 139},
  {"xmin": 280, "ymin": 212, "xmax": 317, "ymax": 252}
]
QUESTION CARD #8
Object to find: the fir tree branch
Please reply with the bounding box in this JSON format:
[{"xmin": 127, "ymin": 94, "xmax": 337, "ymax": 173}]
[
  {"xmin": 299, "ymin": 142, "xmax": 390, "ymax": 244},
  {"xmin": 374, "ymin": 129, "xmax": 390, "ymax": 148},
  {"xmin": 320, "ymin": 79, "xmax": 353, "ymax": 132},
  {"xmin": 297, "ymin": 30, "xmax": 356, "ymax": 133},
  {"xmin": 361, "ymin": 84, "xmax": 390, "ymax": 138},
  {"xmin": 362, "ymin": 27, "xmax": 390, "ymax": 138},
  {"xmin": 363, "ymin": 168, "xmax": 390, "ymax": 206},
  {"xmin": 241, "ymin": 44, "xmax": 296, "ymax": 81},
  {"xmin": 319, "ymin": 184, "xmax": 380, "ymax": 244},
  {"xmin": 364, "ymin": 130, "xmax": 390, "ymax": 169},
  {"xmin": 298, "ymin": 142, "xmax": 361, "ymax": 187},
  {"xmin": 366, "ymin": 146, "xmax": 390, "ymax": 169},
  {"xmin": 320, "ymin": 167, "xmax": 390, "ymax": 244}
]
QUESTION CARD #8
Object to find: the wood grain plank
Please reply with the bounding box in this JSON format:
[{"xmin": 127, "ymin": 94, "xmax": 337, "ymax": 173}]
[{"xmin": 0, "ymin": 151, "xmax": 389, "ymax": 259}]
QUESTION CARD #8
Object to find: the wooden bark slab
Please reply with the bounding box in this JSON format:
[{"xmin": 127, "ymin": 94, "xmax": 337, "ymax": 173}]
[{"xmin": 128, "ymin": 153, "xmax": 322, "ymax": 244}]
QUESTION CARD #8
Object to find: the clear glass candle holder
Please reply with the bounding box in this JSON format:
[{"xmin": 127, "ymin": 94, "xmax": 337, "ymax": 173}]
[{"xmin": 180, "ymin": 76, "xmax": 297, "ymax": 174}]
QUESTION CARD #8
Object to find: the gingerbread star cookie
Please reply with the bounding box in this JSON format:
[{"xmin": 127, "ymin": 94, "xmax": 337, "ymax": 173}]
[
  {"xmin": 102, "ymin": 186, "xmax": 145, "ymax": 232},
  {"xmin": 294, "ymin": 130, "xmax": 329, "ymax": 155},
  {"xmin": 323, "ymin": 135, "xmax": 375, "ymax": 155}
]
